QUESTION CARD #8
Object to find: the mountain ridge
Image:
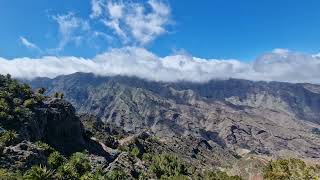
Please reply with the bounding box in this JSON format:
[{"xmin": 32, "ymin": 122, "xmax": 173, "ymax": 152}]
[{"xmin": 28, "ymin": 72, "xmax": 320, "ymax": 160}]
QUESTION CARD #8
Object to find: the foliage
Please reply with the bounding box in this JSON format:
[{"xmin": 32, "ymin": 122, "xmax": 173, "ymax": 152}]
[
  {"xmin": 80, "ymin": 168, "xmax": 105, "ymax": 180},
  {"xmin": 263, "ymin": 158, "xmax": 320, "ymax": 180},
  {"xmin": 0, "ymin": 168, "xmax": 22, "ymax": 180},
  {"xmin": 142, "ymin": 153, "xmax": 152, "ymax": 162},
  {"xmin": 48, "ymin": 151, "xmax": 66, "ymax": 169},
  {"xmin": 54, "ymin": 92, "xmax": 64, "ymax": 99},
  {"xmin": 0, "ymin": 130, "xmax": 18, "ymax": 146},
  {"xmin": 149, "ymin": 153, "xmax": 189, "ymax": 179},
  {"xmin": 36, "ymin": 88, "xmax": 46, "ymax": 95},
  {"xmin": 35, "ymin": 141, "xmax": 54, "ymax": 154},
  {"xmin": 24, "ymin": 165, "xmax": 54, "ymax": 180},
  {"xmin": 56, "ymin": 152, "xmax": 92, "ymax": 179},
  {"xmin": 130, "ymin": 146, "xmax": 141, "ymax": 157},
  {"xmin": 161, "ymin": 174, "xmax": 190, "ymax": 180},
  {"xmin": 55, "ymin": 163, "xmax": 78, "ymax": 180},
  {"xmin": 105, "ymin": 169, "xmax": 128, "ymax": 180},
  {"xmin": 0, "ymin": 74, "xmax": 39, "ymax": 131},
  {"xmin": 68, "ymin": 152, "xmax": 92, "ymax": 176},
  {"xmin": 204, "ymin": 170, "xmax": 242, "ymax": 180},
  {"xmin": 23, "ymin": 99, "xmax": 37, "ymax": 108}
]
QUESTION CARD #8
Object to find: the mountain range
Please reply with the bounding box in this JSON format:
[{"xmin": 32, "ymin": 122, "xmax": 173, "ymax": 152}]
[
  {"xmin": 28, "ymin": 72, "xmax": 320, "ymax": 160},
  {"xmin": 1, "ymin": 72, "xmax": 320, "ymax": 179}
]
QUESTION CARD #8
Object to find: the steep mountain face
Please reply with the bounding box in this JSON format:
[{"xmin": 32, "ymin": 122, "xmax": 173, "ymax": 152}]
[{"xmin": 29, "ymin": 72, "xmax": 320, "ymax": 159}]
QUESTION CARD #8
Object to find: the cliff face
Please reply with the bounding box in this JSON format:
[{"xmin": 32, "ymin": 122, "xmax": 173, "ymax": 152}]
[
  {"xmin": 0, "ymin": 74, "xmax": 108, "ymax": 161},
  {"xmin": 0, "ymin": 74, "xmax": 115, "ymax": 174},
  {"xmin": 29, "ymin": 73, "xmax": 320, "ymax": 159},
  {"xmin": 29, "ymin": 98, "xmax": 86, "ymax": 154}
]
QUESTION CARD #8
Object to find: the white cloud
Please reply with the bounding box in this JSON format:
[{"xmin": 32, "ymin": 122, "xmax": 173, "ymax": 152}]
[
  {"xmin": 93, "ymin": 0, "xmax": 171, "ymax": 45},
  {"xmin": 1, "ymin": 47, "xmax": 320, "ymax": 84},
  {"xmin": 52, "ymin": 13, "xmax": 90, "ymax": 52},
  {"xmin": 90, "ymin": 0, "xmax": 104, "ymax": 19},
  {"xmin": 19, "ymin": 36, "xmax": 42, "ymax": 52}
]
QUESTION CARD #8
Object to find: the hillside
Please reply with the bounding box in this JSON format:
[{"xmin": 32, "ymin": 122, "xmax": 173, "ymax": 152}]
[
  {"xmin": 29, "ymin": 72, "xmax": 320, "ymax": 160},
  {"xmin": 1, "ymin": 74, "xmax": 246, "ymax": 179},
  {"xmin": 0, "ymin": 73, "xmax": 319, "ymax": 179}
]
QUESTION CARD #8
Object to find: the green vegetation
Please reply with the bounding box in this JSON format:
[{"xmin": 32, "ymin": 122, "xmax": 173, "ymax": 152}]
[
  {"xmin": 0, "ymin": 168, "xmax": 22, "ymax": 179},
  {"xmin": 35, "ymin": 141, "xmax": 55, "ymax": 155},
  {"xmin": 149, "ymin": 153, "xmax": 188, "ymax": 179},
  {"xmin": 24, "ymin": 165, "xmax": 54, "ymax": 180},
  {"xmin": 0, "ymin": 74, "xmax": 43, "ymax": 131},
  {"xmin": 142, "ymin": 153, "xmax": 152, "ymax": 162},
  {"xmin": 0, "ymin": 130, "xmax": 18, "ymax": 146},
  {"xmin": 106, "ymin": 168, "xmax": 128, "ymax": 180},
  {"xmin": 56, "ymin": 152, "xmax": 92, "ymax": 179},
  {"xmin": 36, "ymin": 88, "xmax": 46, "ymax": 95},
  {"xmin": 48, "ymin": 151, "xmax": 66, "ymax": 169},
  {"xmin": 263, "ymin": 158, "xmax": 320, "ymax": 180},
  {"xmin": 204, "ymin": 170, "xmax": 242, "ymax": 180},
  {"xmin": 130, "ymin": 146, "xmax": 141, "ymax": 157},
  {"xmin": 54, "ymin": 92, "xmax": 64, "ymax": 99}
]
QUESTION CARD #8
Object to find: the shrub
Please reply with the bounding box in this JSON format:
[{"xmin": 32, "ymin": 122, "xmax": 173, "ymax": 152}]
[
  {"xmin": 35, "ymin": 141, "xmax": 54, "ymax": 154},
  {"xmin": 142, "ymin": 153, "xmax": 152, "ymax": 162},
  {"xmin": 48, "ymin": 151, "xmax": 66, "ymax": 169},
  {"xmin": 23, "ymin": 99, "xmax": 37, "ymax": 108},
  {"xmin": 263, "ymin": 158, "xmax": 320, "ymax": 180},
  {"xmin": 161, "ymin": 174, "xmax": 190, "ymax": 180},
  {"xmin": 13, "ymin": 98, "xmax": 22, "ymax": 106},
  {"xmin": 0, "ymin": 168, "xmax": 22, "ymax": 179},
  {"xmin": 0, "ymin": 111, "xmax": 9, "ymax": 120},
  {"xmin": 204, "ymin": 170, "xmax": 242, "ymax": 180},
  {"xmin": 0, "ymin": 98, "xmax": 9, "ymax": 112},
  {"xmin": 0, "ymin": 130, "xmax": 18, "ymax": 146},
  {"xmin": 150, "ymin": 154, "xmax": 188, "ymax": 179},
  {"xmin": 36, "ymin": 88, "xmax": 46, "ymax": 95},
  {"xmin": 106, "ymin": 169, "xmax": 128, "ymax": 180},
  {"xmin": 130, "ymin": 146, "xmax": 140, "ymax": 157},
  {"xmin": 54, "ymin": 152, "xmax": 92, "ymax": 179},
  {"xmin": 54, "ymin": 92, "xmax": 64, "ymax": 99},
  {"xmin": 24, "ymin": 165, "xmax": 54, "ymax": 180},
  {"xmin": 55, "ymin": 163, "xmax": 78, "ymax": 180},
  {"xmin": 80, "ymin": 169, "xmax": 105, "ymax": 180},
  {"xmin": 118, "ymin": 145, "xmax": 130, "ymax": 152},
  {"xmin": 69, "ymin": 152, "xmax": 91, "ymax": 174}
]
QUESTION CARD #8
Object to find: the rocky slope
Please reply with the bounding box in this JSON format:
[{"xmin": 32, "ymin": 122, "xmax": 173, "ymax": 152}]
[
  {"xmin": 0, "ymin": 74, "xmax": 111, "ymax": 172},
  {"xmin": 29, "ymin": 72, "xmax": 320, "ymax": 161},
  {"xmin": 1, "ymin": 74, "xmax": 245, "ymax": 179}
]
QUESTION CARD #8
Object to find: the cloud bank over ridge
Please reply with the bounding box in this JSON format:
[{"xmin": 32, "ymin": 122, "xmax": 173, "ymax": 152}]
[{"xmin": 1, "ymin": 47, "xmax": 320, "ymax": 84}]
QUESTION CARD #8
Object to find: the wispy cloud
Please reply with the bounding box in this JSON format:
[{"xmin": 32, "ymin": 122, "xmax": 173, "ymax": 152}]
[
  {"xmin": 51, "ymin": 12, "xmax": 90, "ymax": 52},
  {"xmin": 19, "ymin": 36, "xmax": 42, "ymax": 53},
  {"xmin": 17, "ymin": 1, "xmax": 171, "ymax": 55},
  {"xmin": 92, "ymin": 0, "xmax": 171, "ymax": 45},
  {"xmin": 90, "ymin": 0, "xmax": 104, "ymax": 19},
  {"xmin": 1, "ymin": 48, "xmax": 320, "ymax": 84}
]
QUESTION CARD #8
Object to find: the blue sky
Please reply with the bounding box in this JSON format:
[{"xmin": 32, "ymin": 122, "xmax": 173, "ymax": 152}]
[{"xmin": 1, "ymin": 0, "xmax": 320, "ymax": 60}]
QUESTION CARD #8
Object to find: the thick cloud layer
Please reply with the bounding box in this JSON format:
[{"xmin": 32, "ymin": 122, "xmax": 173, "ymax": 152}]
[{"xmin": 1, "ymin": 47, "xmax": 320, "ymax": 84}]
